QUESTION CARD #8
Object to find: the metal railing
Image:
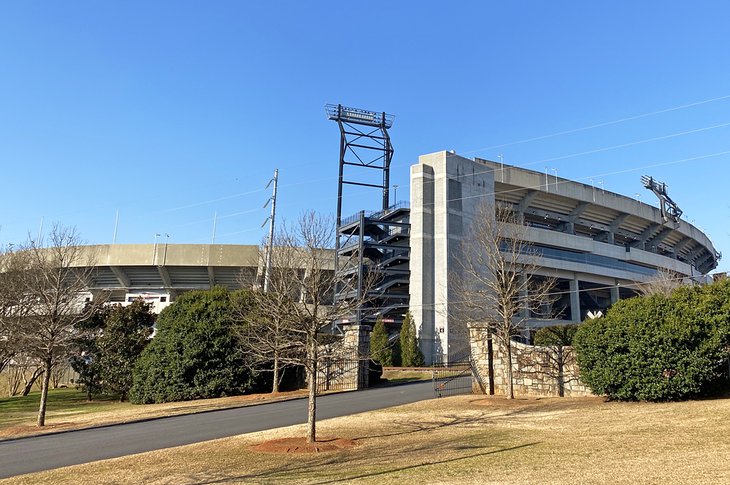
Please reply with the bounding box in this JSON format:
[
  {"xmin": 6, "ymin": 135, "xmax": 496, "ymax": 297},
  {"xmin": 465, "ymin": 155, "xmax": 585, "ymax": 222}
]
[{"xmin": 432, "ymin": 361, "xmax": 474, "ymax": 398}]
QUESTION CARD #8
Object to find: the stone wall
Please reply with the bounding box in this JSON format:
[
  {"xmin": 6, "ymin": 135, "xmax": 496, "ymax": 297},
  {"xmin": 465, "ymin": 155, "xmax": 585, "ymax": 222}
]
[{"xmin": 469, "ymin": 325, "xmax": 593, "ymax": 397}]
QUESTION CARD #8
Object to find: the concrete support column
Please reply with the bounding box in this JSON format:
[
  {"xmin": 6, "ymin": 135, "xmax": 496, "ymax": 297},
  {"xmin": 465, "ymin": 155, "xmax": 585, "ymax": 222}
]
[
  {"xmin": 520, "ymin": 274, "xmax": 530, "ymax": 318},
  {"xmin": 570, "ymin": 276, "xmax": 581, "ymax": 322},
  {"xmin": 520, "ymin": 290, "xmax": 530, "ymax": 318},
  {"xmin": 410, "ymin": 162, "xmax": 435, "ymax": 364},
  {"xmin": 607, "ymin": 231, "xmax": 615, "ymax": 245},
  {"xmin": 610, "ymin": 282, "xmax": 620, "ymax": 305}
]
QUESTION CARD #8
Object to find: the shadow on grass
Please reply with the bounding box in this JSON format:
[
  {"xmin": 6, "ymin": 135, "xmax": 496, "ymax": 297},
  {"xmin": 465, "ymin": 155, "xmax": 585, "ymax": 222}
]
[
  {"xmin": 350, "ymin": 403, "xmax": 563, "ymax": 443},
  {"xmin": 309, "ymin": 442, "xmax": 539, "ymax": 484},
  {"xmin": 352, "ymin": 413, "xmax": 497, "ymax": 441},
  {"xmin": 0, "ymin": 389, "xmax": 121, "ymax": 427},
  {"xmin": 187, "ymin": 441, "xmax": 539, "ymax": 484}
]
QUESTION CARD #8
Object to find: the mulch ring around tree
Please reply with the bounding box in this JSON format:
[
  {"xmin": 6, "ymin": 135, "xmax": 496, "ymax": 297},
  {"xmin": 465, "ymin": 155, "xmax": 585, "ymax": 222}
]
[{"xmin": 250, "ymin": 437, "xmax": 357, "ymax": 454}]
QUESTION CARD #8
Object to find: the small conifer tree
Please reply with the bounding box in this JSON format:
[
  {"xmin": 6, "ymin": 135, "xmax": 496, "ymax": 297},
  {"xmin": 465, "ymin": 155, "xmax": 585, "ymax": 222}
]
[
  {"xmin": 370, "ymin": 317, "xmax": 393, "ymax": 366},
  {"xmin": 400, "ymin": 312, "xmax": 424, "ymax": 367}
]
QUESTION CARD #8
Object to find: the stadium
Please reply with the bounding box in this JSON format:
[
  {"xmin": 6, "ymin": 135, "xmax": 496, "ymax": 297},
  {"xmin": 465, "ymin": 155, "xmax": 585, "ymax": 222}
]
[
  {"xmin": 73, "ymin": 243, "xmax": 269, "ymax": 313},
  {"xmin": 409, "ymin": 151, "xmax": 720, "ymax": 363},
  {"xmin": 67, "ymin": 148, "xmax": 721, "ymax": 367}
]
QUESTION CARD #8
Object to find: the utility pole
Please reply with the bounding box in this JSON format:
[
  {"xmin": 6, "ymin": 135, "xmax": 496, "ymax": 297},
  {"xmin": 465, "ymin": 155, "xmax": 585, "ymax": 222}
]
[{"xmin": 262, "ymin": 169, "xmax": 279, "ymax": 293}]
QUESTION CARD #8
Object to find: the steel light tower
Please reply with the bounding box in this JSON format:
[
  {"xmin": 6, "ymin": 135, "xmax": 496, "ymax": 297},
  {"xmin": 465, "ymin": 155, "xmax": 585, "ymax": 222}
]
[
  {"xmin": 326, "ymin": 104, "xmax": 401, "ymax": 327},
  {"xmin": 325, "ymin": 104, "xmax": 395, "ymax": 228}
]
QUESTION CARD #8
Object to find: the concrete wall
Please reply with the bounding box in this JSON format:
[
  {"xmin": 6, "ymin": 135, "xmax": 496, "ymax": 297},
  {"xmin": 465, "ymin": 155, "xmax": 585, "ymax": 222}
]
[{"xmin": 410, "ymin": 151, "xmax": 494, "ymax": 364}]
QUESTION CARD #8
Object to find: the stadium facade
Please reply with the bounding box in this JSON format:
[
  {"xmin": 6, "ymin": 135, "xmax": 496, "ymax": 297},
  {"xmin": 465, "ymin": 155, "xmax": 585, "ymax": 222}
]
[
  {"xmin": 75, "ymin": 244, "xmax": 278, "ymax": 313},
  {"xmin": 410, "ymin": 151, "xmax": 719, "ymax": 363},
  {"xmin": 67, "ymin": 151, "xmax": 720, "ymax": 366}
]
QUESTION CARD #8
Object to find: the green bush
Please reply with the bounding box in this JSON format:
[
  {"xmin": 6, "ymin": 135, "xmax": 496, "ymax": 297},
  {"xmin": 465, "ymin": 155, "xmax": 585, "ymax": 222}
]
[
  {"xmin": 129, "ymin": 287, "xmax": 253, "ymax": 404},
  {"xmin": 574, "ymin": 280, "xmax": 730, "ymax": 401},
  {"xmin": 400, "ymin": 312, "xmax": 424, "ymax": 367},
  {"xmin": 72, "ymin": 300, "xmax": 156, "ymax": 401},
  {"xmin": 370, "ymin": 317, "xmax": 399, "ymax": 366}
]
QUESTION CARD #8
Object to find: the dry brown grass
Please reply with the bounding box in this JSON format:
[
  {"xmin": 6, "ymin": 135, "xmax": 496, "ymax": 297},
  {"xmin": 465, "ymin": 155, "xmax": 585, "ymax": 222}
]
[{"xmin": 5, "ymin": 394, "xmax": 730, "ymax": 484}]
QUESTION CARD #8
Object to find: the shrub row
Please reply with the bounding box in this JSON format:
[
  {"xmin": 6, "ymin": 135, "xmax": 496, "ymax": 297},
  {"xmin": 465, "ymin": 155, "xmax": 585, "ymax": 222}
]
[{"xmin": 574, "ymin": 279, "xmax": 730, "ymax": 401}]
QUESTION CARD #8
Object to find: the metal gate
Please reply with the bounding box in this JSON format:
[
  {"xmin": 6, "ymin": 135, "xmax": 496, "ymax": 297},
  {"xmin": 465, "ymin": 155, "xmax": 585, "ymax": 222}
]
[{"xmin": 432, "ymin": 361, "xmax": 474, "ymax": 398}]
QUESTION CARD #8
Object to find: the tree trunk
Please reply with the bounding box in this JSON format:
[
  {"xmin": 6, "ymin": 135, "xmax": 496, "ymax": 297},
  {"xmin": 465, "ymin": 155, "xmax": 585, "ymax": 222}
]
[
  {"xmin": 21, "ymin": 367, "xmax": 45, "ymax": 397},
  {"xmin": 0, "ymin": 356, "xmax": 11, "ymax": 375},
  {"xmin": 556, "ymin": 346, "xmax": 565, "ymax": 398},
  {"xmin": 505, "ymin": 339, "xmax": 514, "ymax": 399},
  {"xmin": 37, "ymin": 358, "xmax": 53, "ymax": 427},
  {"xmin": 272, "ymin": 353, "xmax": 280, "ymax": 394},
  {"xmin": 306, "ymin": 338, "xmax": 318, "ymax": 444}
]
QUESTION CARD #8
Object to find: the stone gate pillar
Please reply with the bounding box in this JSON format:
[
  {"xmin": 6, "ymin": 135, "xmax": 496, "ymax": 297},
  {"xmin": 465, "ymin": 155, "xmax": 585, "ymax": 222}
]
[{"xmin": 342, "ymin": 324, "xmax": 371, "ymax": 389}]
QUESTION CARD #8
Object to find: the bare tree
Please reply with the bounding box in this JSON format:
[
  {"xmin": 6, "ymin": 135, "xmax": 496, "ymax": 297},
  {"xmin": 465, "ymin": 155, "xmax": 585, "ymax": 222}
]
[
  {"xmin": 637, "ymin": 269, "xmax": 684, "ymax": 297},
  {"xmin": 0, "ymin": 333, "xmax": 14, "ymax": 377},
  {"xmin": 526, "ymin": 325, "xmax": 580, "ymax": 397},
  {"xmin": 3, "ymin": 226, "xmax": 104, "ymax": 426},
  {"xmin": 455, "ymin": 202, "xmax": 555, "ymax": 399},
  {"xmin": 0, "ymin": 243, "xmax": 26, "ymax": 376},
  {"xmin": 233, "ymin": 283, "xmax": 292, "ymax": 394},
  {"xmin": 242, "ymin": 211, "xmax": 369, "ymax": 443}
]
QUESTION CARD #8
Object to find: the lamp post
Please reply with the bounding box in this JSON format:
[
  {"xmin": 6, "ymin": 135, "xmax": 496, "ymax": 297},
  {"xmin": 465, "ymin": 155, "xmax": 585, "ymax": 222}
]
[
  {"xmin": 163, "ymin": 234, "xmax": 170, "ymax": 266},
  {"xmin": 551, "ymin": 168, "xmax": 558, "ymax": 191},
  {"xmin": 153, "ymin": 233, "xmax": 160, "ymax": 265}
]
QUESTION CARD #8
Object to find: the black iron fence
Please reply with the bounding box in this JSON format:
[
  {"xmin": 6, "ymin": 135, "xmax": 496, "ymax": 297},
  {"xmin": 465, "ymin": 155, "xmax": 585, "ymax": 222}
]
[
  {"xmin": 431, "ymin": 361, "xmax": 474, "ymax": 398},
  {"xmin": 317, "ymin": 350, "xmax": 365, "ymax": 393}
]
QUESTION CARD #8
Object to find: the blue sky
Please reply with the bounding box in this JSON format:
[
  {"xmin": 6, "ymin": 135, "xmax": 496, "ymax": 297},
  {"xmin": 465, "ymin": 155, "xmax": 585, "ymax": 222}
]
[{"xmin": 1, "ymin": 2, "xmax": 729, "ymax": 271}]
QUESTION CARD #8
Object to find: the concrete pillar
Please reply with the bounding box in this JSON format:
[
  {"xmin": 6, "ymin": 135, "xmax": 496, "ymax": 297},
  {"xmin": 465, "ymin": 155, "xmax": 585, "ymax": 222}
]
[
  {"xmin": 570, "ymin": 277, "xmax": 581, "ymax": 322},
  {"xmin": 607, "ymin": 231, "xmax": 615, "ymax": 245},
  {"xmin": 610, "ymin": 281, "xmax": 620, "ymax": 305},
  {"xmin": 519, "ymin": 275, "xmax": 530, "ymax": 317},
  {"xmin": 410, "ymin": 162, "xmax": 435, "ymax": 364}
]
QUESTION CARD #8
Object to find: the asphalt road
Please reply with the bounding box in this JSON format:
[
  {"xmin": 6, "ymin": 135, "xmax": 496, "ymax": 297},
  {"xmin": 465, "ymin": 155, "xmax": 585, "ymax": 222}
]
[{"xmin": 0, "ymin": 380, "xmax": 435, "ymax": 479}]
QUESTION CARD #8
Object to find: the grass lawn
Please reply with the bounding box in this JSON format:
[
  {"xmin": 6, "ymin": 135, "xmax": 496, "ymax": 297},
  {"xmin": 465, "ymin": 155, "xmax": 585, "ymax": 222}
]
[
  {"xmin": 380, "ymin": 368, "xmax": 433, "ymax": 384},
  {"xmin": 0, "ymin": 388, "xmax": 124, "ymax": 431},
  {"xmin": 5, "ymin": 394, "xmax": 729, "ymax": 484},
  {"xmin": 0, "ymin": 387, "xmax": 308, "ymax": 440}
]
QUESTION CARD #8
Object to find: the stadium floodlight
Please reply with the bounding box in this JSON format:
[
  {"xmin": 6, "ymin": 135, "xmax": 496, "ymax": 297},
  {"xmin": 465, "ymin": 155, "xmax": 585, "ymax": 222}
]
[
  {"xmin": 641, "ymin": 175, "xmax": 683, "ymax": 224},
  {"xmin": 325, "ymin": 104, "xmax": 395, "ymax": 129}
]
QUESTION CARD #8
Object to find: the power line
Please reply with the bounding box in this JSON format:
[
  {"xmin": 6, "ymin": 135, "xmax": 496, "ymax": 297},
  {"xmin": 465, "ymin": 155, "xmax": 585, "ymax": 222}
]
[
  {"xmin": 458, "ymin": 93, "xmax": 730, "ymax": 155},
  {"xmin": 435, "ymin": 149, "xmax": 730, "ymax": 209}
]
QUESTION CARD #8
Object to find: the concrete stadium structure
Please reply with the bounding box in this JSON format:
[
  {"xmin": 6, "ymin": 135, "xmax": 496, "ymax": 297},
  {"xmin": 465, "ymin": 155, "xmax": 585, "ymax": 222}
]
[
  {"xmin": 74, "ymin": 244, "xmax": 293, "ymax": 313},
  {"xmin": 410, "ymin": 151, "xmax": 720, "ymax": 364},
  {"xmin": 52, "ymin": 150, "xmax": 720, "ymax": 367}
]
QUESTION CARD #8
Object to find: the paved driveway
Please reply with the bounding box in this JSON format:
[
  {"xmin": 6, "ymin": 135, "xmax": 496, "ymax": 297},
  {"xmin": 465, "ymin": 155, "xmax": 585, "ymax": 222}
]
[{"xmin": 0, "ymin": 381, "xmax": 435, "ymax": 479}]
